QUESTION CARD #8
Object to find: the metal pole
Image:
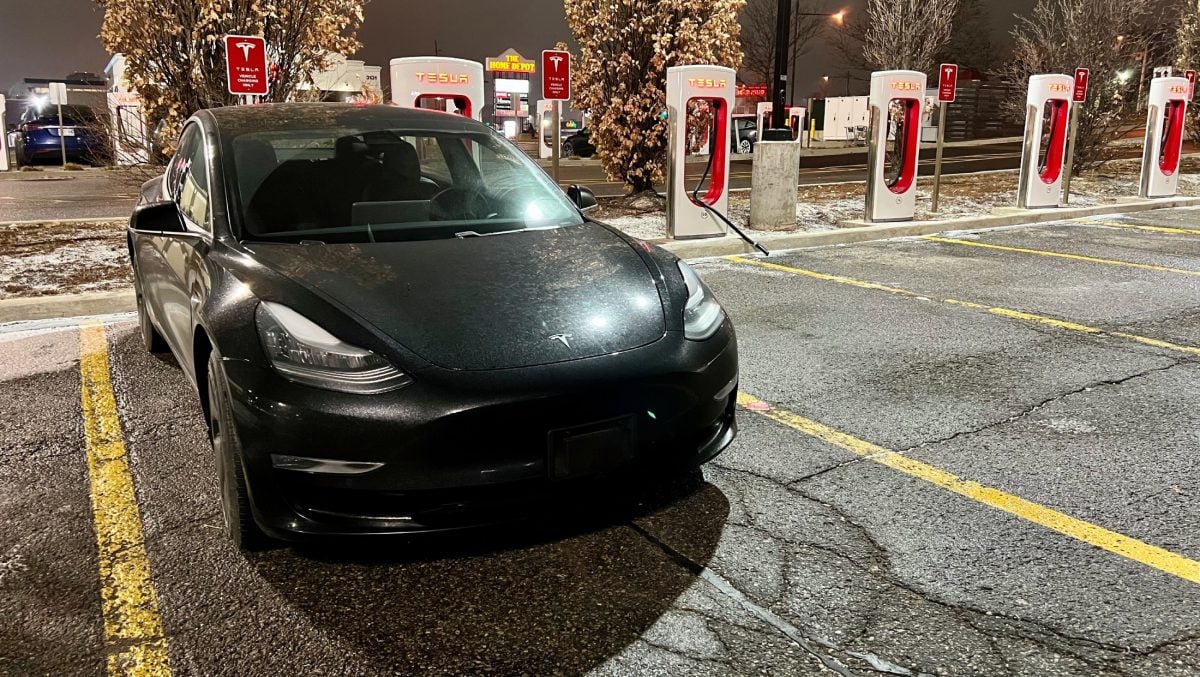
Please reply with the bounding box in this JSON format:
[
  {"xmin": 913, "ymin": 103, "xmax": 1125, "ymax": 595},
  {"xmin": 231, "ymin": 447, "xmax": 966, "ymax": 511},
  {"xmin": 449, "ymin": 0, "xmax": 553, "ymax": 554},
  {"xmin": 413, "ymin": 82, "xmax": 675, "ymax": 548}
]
[
  {"xmin": 1062, "ymin": 104, "xmax": 1080, "ymax": 204},
  {"xmin": 58, "ymin": 103, "xmax": 66, "ymax": 167},
  {"xmin": 931, "ymin": 101, "xmax": 947, "ymax": 213},
  {"xmin": 552, "ymin": 100, "xmax": 561, "ymax": 185},
  {"xmin": 766, "ymin": 0, "xmax": 791, "ymax": 135}
]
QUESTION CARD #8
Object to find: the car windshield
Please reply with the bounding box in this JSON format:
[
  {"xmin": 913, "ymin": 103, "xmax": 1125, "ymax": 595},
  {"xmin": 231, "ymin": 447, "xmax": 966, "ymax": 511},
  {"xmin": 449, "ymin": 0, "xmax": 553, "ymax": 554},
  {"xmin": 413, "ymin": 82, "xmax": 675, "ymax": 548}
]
[
  {"xmin": 229, "ymin": 123, "xmax": 584, "ymax": 244},
  {"xmin": 35, "ymin": 105, "xmax": 95, "ymax": 126}
]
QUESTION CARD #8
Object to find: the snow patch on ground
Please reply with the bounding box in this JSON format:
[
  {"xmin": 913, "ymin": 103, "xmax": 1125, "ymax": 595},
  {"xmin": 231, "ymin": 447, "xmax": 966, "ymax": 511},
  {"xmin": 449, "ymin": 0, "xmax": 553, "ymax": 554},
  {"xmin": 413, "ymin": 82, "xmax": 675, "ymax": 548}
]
[{"xmin": 0, "ymin": 240, "xmax": 129, "ymax": 298}]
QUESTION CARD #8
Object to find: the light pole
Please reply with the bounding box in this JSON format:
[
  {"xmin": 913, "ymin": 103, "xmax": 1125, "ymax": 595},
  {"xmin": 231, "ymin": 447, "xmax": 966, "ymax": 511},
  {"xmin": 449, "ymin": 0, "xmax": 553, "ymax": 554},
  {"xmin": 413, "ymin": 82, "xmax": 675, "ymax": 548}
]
[
  {"xmin": 788, "ymin": 9, "xmax": 847, "ymax": 106},
  {"xmin": 768, "ymin": 4, "xmax": 846, "ymax": 137}
]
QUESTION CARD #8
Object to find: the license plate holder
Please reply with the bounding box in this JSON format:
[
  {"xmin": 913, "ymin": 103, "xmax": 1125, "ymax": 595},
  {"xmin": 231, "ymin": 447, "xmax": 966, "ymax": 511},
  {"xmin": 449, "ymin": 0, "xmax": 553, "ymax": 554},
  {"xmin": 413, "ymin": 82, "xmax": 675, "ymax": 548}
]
[
  {"xmin": 61, "ymin": 128, "xmax": 75, "ymax": 137},
  {"xmin": 548, "ymin": 415, "xmax": 635, "ymax": 481}
]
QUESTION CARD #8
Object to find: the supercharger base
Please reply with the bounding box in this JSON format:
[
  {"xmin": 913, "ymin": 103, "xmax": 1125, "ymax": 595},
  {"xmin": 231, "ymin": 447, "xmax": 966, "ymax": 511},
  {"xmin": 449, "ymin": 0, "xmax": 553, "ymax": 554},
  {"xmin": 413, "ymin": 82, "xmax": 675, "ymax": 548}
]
[
  {"xmin": 1139, "ymin": 77, "xmax": 1190, "ymax": 199},
  {"xmin": 536, "ymin": 100, "xmax": 554, "ymax": 159},
  {"xmin": 1017, "ymin": 74, "xmax": 1073, "ymax": 209},
  {"xmin": 389, "ymin": 56, "xmax": 485, "ymax": 121},
  {"xmin": 666, "ymin": 65, "xmax": 735, "ymax": 240},
  {"xmin": 865, "ymin": 70, "xmax": 926, "ymax": 223}
]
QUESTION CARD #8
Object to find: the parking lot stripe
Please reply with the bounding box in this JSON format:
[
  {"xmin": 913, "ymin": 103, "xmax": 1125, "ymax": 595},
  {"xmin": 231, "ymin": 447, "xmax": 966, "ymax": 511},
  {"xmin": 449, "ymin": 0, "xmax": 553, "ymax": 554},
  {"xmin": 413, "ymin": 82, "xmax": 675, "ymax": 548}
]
[
  {"xmin": 736, "ymin": 392, "xmax": 1200, "ymax": 586},
  {"xmin": 79, "ymin": 323, "xmax": 172, "ymax": 676},
  {"xmin": 726, "ymin": 257, "xmax": 1200, "ymax": 358},
  {"xmin": 924, "ymin": 236, "xmax": 1200, "ymax": 276},
  {"xmin": 1074, "ymin": 218, "xmax": 1200, "ymax": 237}
]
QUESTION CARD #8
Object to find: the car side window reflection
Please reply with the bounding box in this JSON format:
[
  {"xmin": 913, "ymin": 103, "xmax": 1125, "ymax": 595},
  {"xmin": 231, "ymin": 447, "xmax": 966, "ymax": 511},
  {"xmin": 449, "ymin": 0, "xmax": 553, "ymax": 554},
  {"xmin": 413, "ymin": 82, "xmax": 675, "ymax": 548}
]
[{"xmin": 172, "ymin": 126, "xmax": 211, "ymax": 231}]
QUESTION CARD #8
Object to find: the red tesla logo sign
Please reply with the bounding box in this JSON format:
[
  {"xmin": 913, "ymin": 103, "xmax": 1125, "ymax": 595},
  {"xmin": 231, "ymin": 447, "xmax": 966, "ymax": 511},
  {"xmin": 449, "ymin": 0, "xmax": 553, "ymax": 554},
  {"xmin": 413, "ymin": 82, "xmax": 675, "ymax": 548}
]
[
  {"xmin": 938, "ymin": 64, "xmax": 958, "ymax": 102},
  {"xmin": 1073, "ymin": 68, "xmax": 1090, "ymax": 103},
  {"xmin": 1186, "ymin": 70, "xmax": 1197, "ymax": 100},
  {"xmin": 225, "ymin": 35, "xmax": 269, "ymax": 96},
  {"xmin": 541, "ymin": 50, "xmax": 571, "ymax": 101}
]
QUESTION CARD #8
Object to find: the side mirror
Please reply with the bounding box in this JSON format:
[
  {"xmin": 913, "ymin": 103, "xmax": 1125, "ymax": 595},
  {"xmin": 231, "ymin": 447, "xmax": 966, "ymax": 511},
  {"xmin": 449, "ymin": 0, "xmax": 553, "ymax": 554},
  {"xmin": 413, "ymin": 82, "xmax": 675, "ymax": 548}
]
[
  {"xmin": 566, "ymin": 184, "xmax": 599, "ymax": 213},
  {"xmin": 130, "ymin": 200, "xmax": 187, "ymax": 234}
]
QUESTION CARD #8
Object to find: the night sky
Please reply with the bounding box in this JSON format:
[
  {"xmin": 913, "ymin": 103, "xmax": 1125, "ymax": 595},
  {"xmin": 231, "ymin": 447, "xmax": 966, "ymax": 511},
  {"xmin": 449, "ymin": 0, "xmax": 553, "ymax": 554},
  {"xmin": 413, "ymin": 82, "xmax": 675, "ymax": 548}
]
[{"xmin": 0, "ymin": 0, "xmax": 1037, "ymax": 104}]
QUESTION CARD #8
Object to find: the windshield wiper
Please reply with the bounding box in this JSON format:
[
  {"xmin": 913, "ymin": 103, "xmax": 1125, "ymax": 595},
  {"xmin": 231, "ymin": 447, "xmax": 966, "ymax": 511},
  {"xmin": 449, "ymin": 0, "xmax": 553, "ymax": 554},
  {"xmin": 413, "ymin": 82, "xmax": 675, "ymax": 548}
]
[{"xmin": 454, "ymin": 228, "xmax": 528, "ymax": 239}]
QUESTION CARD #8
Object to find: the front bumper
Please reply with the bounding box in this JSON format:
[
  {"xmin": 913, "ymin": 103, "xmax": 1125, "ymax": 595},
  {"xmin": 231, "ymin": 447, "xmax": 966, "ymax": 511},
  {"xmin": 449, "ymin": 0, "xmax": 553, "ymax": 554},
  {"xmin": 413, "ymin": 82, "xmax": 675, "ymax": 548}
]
[{"xmin": 222, "ymin": 330, "xmax": 738, "ymax": 539}]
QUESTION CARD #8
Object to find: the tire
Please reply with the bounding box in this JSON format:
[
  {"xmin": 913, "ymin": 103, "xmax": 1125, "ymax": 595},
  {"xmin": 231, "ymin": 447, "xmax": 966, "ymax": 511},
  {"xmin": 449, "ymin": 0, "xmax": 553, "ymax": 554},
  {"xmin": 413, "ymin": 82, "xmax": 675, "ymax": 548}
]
[
  {"xmin": 738, "ymin": 139, "xmax": 752, "ymax": 154},
  {"xmin": 207, "ymin": 354, "xmax": 269, "ymax": 551},
  {"xmin": 136, "ymin": 286, "xmax": 168, "ymax": 353},
  {"xmin": 562, "ymin": 142, "xmax": 574, "ymax": 157}
]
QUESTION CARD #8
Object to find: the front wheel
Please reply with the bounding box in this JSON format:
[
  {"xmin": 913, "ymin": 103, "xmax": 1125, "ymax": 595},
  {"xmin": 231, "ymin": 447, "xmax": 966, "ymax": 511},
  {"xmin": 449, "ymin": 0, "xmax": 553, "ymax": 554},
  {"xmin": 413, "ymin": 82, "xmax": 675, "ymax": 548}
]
[
  {"xmin": 561, "ymin": 142, "xmax": 574, "ymax": 158},
  {"xmin": 136, "ymin": 287, "xmax": 168, "ymax": 353},
  {"xmin": 208, "ymin": 354, "xmax": 269, "ymax": 551},
  {"xmin": 738, "ymin": 139, "xmax": 752, "ymax": 154}
]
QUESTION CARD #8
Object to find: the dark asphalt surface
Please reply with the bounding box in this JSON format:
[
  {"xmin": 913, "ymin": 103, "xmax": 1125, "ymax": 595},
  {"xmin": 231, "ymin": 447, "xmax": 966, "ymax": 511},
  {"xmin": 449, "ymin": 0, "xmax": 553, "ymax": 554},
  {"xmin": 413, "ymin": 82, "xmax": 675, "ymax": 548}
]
[
  {"xmin": 0, "ymin": 171, "xmax": 140, "ymax": 222},
  {"xmin": 3, "ymin": 210, "xmax": 1200, "ymax": 675}
]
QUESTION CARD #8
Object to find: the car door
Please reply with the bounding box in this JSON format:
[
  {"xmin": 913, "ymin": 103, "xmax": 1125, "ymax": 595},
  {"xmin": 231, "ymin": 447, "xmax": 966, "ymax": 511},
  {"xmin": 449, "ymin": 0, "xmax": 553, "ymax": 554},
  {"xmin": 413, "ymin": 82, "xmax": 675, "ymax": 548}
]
[{"xmin": 157, "ymin": 124, "xmax": 214, "ymax": 374}]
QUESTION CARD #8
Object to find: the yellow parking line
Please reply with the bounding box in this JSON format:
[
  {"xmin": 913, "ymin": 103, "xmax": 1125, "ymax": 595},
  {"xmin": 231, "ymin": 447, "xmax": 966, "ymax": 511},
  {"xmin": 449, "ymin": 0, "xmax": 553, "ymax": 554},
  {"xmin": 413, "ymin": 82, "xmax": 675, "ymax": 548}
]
[
  {"xmin": 736, "ymin": 392, "xmax": 1200, "ymax": 585},
  {"xmin": 80, "ymin": 323, "xmax": 172, "ymax": 676},
  {"xmin": 725, "ymin": 256, "xmax": 1200, "ymax": 358},
  {"xmin": 924, "ymin": 236, "xmax": 1200, "ymax": 277},
  {"xmin": 1073, "ymin": 217, "xmax": 1200, "ymax": 237}
]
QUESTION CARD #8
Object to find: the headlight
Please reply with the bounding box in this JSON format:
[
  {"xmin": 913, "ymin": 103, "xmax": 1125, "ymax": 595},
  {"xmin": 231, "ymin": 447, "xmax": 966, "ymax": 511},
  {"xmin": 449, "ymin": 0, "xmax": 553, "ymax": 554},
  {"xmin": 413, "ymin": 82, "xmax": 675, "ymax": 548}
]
[
  {"xmin": 255, "ymin": 301, "xmax": 412, "ymax": 394},
  {"xmin": 678, "ymin": 261, "xmax": 726, "ymax": 340}
]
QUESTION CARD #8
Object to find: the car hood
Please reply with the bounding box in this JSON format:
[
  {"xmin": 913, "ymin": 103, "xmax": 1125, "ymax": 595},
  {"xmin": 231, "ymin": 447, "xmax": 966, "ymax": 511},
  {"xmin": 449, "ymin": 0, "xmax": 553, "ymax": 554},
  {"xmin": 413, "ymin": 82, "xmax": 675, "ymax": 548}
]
[{"xmin": 246, "ymin": 224, "xmax": 667, "ymax": 371}]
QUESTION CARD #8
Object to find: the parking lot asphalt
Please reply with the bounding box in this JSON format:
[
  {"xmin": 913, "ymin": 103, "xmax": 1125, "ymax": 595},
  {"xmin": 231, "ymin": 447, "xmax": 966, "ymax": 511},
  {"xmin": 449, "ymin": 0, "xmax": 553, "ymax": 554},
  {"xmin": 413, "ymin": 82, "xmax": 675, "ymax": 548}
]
[
  {"xmin": 3, "ymin": 209, "xmax": 1200, "ymax": 676},
  {"xmin": 0, "ymin": 170, "xmax": 139, "ymax": 222}
]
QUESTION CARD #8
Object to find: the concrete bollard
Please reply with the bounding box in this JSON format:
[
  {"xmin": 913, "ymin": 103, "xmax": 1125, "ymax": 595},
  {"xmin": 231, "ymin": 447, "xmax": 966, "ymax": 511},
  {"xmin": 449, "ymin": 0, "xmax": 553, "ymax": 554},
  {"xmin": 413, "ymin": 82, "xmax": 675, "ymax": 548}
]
[{"xmin": 749, "ymin": 139, "xmax": 802, "ymax": 230}]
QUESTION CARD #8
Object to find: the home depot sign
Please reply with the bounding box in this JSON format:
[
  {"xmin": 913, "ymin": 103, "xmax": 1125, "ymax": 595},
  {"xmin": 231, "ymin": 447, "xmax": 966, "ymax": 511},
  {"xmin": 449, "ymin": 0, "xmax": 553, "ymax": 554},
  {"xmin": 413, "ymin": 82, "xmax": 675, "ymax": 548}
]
[{"xmin": 486, "ymin": 49, "xmax": 536, "ymax": 74}]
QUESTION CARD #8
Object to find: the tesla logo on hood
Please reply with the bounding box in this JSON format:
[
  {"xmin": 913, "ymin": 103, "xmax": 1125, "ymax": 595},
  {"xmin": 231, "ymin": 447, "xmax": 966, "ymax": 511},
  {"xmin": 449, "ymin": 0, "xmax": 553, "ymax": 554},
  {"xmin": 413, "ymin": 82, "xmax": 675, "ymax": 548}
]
[{"xmin": 548, "ymin": 333, "xmax": 573, "ymax": 349}]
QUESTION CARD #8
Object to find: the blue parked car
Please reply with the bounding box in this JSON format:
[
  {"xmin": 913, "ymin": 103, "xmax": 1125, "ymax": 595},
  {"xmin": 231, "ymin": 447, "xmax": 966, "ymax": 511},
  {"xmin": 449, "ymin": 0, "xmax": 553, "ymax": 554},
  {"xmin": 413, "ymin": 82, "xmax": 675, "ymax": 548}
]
[{"xmin": 14, "ymin": 104, "xmax": 105, "ymax": 166}]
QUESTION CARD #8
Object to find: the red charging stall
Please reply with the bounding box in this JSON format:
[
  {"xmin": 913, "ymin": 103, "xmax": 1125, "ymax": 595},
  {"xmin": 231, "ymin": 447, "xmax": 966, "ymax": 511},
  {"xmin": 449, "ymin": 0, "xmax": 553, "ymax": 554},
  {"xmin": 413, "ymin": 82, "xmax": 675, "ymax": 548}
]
[
  {"xmin": 1140, "ymin": 76, "xmax": 1190, "ymax": 198},
  {"xmin": 389, "ymin": 57, "xmax": 484, "ymax": 120},
  {"xmin": 666, "ymin": 65, "xmax": 735, "ymax": 239},
  {"xmin": 1017, "ymin": 74, "xmax": 1073, "ymax": 208},
  {"xmin": 866, "ymin": 70, "xmax": 926, "ymax": 222}
]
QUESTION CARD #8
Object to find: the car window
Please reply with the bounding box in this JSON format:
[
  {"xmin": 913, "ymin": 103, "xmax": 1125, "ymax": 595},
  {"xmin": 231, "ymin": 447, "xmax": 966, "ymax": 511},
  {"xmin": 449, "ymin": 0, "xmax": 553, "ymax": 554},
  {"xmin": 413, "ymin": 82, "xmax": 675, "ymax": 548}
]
[
  {"xmin": 171, "ymin": 126, "xmax": 211, "ymax": 230},
  {"xmin": 228, "ymin": 125, "xmax": 583, "ymax": 243}
]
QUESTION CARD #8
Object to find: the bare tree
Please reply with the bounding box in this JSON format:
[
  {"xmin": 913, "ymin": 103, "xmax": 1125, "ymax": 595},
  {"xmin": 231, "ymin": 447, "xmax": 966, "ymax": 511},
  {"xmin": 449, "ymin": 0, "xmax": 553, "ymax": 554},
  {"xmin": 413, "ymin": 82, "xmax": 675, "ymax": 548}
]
[
  {"xmin": 740, "ymin": 0, "xmax": 827, "ymax": 91},
  {"xmin": 939, "ymin": 0, "xmax": 998, "ymax": 75},
  {"xmin": 1000, "ymin": 0, "xmax": 1152, "ymax": 172},
  {"xmin": 831, "ymin": 0, "xmax": 957, "ymax": 90}
]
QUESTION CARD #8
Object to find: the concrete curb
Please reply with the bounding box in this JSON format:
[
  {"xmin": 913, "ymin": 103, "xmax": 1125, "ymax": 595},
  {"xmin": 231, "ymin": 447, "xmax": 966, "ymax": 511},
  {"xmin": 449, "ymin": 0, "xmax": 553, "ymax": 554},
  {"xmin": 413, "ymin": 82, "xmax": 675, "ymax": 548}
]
[
  {"xmin": 657, "ymin": 197, "xmax": 1200, "ymax": 259},
  {"xmin": 0, "ymin": 290, "xmax": 136, "ymax": 324},
  {"xmin": 1, "ymin": 216, "xmax": 127, "ymax": 227}
]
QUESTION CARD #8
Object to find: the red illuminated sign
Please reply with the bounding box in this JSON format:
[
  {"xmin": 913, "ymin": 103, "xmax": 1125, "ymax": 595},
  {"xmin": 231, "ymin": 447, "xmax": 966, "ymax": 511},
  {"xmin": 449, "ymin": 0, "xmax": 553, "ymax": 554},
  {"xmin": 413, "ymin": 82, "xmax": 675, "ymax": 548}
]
[
  {"xmin": 1073, "ymin": 68, "xmax": 1090, "ymax": 103},
  {"xmin": 225, "ymin": 35, "xmax": 269, "ymax": 96},
  {"xmin": 688, "ymin": 78, "xmax": 729, "ymax": 90},
  {"xmin": 736, "ymin": 84, "xmax": 769, "ymax": 98},
  {"xmin": 415, "ymin": 72, "xmax": 469, "ymax": 85},
  {"xmin": 938, "ymin": 64, "xmax": 958, "ymax": 103},
  {"xmin": 1186, "ymin": 70, "xmax": 1197, "ymax": 100},
  {"xmin": 890, "ymin": 81, "xmax": 922, "ymax": 93},
  {"xmin": 1169, "ymin": 84, "xmax": 1190, "ymax": 96},
  {"xmin": 541, "ymin": 50, "xmax": 571, "ymax": 101},
  {"xmin": 1048, "ymin": 83, "xmax": 1071, "ymax": 94}
]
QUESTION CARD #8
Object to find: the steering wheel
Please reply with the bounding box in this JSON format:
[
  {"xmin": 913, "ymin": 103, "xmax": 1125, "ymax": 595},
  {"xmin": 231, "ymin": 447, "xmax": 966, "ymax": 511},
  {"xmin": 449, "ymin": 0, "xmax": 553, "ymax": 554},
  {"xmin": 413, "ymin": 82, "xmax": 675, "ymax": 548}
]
[{"xmin": 429, "ymin": 187, "xmax": 493, "ymax": 221}]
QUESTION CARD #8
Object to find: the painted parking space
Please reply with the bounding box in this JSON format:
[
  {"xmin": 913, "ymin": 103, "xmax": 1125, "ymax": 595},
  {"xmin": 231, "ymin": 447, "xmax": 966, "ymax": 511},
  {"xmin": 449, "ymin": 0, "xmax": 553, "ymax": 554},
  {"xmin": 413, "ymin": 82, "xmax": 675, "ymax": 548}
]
[{"xmin": 4, "ymin": 208, "xmax": 1200, "ymax": 675}]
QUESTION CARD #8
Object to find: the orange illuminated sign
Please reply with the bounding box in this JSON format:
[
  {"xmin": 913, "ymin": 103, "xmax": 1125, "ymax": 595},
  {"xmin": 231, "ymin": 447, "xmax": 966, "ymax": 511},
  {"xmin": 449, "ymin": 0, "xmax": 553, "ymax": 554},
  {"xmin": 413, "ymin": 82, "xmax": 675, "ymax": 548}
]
[
  {"xmin": 1169, "ymin": 84, "xmax": 1189, "ymax": 95},
  {"xmin": 890, "ymin": 81, "xmax": 922, "ymax": 92},
  {"xmin": 736, "ymin": 83, "xmax": 768, "ymax": 97},
  {"xmin": 487, "ymin": 54, "xmax": 536, "ymax": 73},
  {"xmin": 688, "ymin": 78, "xmax": 728, "ymax": 89},
  {"xmin": 1048, "ymin": 83, "xmax": 1070, "ymax": 93},
  {"xmin": 415, "ymin": 72, "xmax": 469, "ymax": 85}
]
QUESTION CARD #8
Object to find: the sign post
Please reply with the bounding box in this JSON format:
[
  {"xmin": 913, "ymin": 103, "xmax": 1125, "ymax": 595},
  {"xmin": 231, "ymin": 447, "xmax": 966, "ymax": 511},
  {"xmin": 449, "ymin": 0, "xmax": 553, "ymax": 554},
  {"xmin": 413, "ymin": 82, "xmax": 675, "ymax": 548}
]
[
  {"xmin": 224, "ymin": 35, "xmax": 269, "ymax": 103},
  {"xmin": 931, "ymin": 64, "xmax": 958, "ymax": 213},
  {"xmin": 1062, "ymin": 68, "xmax": 1089, "ymax": 204},
  {"xmin": 541, "ymin": 49, "xmax": 571, "ymax": 185},
  {"xmin": 1186, "ymin": 70, "xmax": 1197, "ymax": 100},
  {"xmin": 48, "ymin": 82, "xmax": 69, "ymax": 167}
]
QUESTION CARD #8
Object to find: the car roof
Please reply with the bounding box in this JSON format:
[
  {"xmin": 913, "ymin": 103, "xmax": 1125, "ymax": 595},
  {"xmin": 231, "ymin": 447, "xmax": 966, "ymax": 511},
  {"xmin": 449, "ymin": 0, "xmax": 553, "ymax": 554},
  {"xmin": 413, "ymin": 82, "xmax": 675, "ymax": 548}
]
[{"xmin": 204, "ymin": 102, "xmax": 488, "ymax": 139}]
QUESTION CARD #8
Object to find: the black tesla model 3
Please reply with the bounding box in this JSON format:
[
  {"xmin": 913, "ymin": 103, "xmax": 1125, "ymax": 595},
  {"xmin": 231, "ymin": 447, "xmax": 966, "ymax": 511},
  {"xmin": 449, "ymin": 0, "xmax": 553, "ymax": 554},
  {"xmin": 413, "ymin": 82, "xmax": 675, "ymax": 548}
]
[{"xmin": 127, "ymin": 103, "xmax": 738, "ymax": 549}]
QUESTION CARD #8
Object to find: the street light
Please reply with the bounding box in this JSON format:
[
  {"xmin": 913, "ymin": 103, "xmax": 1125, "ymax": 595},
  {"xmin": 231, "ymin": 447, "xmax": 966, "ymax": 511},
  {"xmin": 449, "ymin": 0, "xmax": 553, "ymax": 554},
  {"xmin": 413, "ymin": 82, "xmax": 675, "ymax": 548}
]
[
  {"xmin": 786, "ymin": 8, "xmax": 848, "ymax": 107},
  {"xmin": 769, "ymin": 3, "xmax": 846, "ymax": 134}
]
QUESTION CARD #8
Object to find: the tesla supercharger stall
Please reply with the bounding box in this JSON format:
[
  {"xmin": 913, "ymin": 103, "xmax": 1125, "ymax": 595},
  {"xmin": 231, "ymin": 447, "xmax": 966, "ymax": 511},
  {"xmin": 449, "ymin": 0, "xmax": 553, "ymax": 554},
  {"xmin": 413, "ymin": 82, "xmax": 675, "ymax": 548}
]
[
  {"xmin": 1140, "ymin": 76, "xmax": 1190, "ymax": 198},
  {"xmin": 389, "ymin": 57, "xmax": 485, "ymax": 121},
  {"xmin": 1017, "ymin": 74, "xmax": 1073, "ymax": 209},
  {"xmin": 865, "ymin": 70, "xmax": 926, "ymax": 222},
  {"xmin": 667, "ymin": 65, "xmax": 735, "ymax": 239},
  {"xmin": 536, "ymin": 100, "xmax": 554, "ymax": 159},
  {"xmin": 755, "ymin": 102, "xmax": 807, "ymax": 142}
]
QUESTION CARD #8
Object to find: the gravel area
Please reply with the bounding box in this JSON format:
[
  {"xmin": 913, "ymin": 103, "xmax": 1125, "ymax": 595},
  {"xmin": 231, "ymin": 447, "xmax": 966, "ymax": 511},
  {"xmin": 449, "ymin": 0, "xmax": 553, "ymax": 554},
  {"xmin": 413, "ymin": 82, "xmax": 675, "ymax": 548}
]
[{"xmin": 0, "ymin": 220, "xmax": 129, "ymax": 298}]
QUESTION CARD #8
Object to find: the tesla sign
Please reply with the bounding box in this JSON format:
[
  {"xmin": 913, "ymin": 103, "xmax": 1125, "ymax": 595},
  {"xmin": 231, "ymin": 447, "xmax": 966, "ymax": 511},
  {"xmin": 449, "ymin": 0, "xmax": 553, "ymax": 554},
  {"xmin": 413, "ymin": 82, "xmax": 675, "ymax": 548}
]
[
  {"xmin": 542, "ymin": 50, "xmax": 571, "ymax": 101},
  {"xmin": 225, "ymin": 35, "xmax": 269, "ymax": 96},
  {"xmin": 1073, "ymin": 68, "xmax": 1090, "ymax": 103},
  {"xmin": 938, "ymin": 64, "xmax": 958, "ymax": 102}
]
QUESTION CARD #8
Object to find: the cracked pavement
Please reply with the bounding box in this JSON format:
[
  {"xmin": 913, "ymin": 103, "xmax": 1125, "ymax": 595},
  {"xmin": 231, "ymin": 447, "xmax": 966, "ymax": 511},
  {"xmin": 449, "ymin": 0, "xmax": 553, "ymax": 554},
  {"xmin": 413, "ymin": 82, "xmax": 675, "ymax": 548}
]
[{"xmin": 2, "ymin": 211, "xmax": 1200, "ymax": 675}]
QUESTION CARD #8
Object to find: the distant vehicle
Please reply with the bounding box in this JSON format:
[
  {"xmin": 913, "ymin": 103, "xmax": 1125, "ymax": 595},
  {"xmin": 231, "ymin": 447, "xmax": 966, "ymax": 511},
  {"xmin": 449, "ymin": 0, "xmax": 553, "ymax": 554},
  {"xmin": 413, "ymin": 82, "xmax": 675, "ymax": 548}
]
[
  {"xmin": 126, "ymin": 103, "xmax": 738, "ymax": 549},
  {"xmin": 561, "ymin": 128, "xmax": 595, "ymax": 158},
  {"xmin": 732, "ymin": 116, "xmax": 758, "ymax": 154},
  {"xmin": 13, "ymin": 104, "xmax": 105, "ymax": 166}
]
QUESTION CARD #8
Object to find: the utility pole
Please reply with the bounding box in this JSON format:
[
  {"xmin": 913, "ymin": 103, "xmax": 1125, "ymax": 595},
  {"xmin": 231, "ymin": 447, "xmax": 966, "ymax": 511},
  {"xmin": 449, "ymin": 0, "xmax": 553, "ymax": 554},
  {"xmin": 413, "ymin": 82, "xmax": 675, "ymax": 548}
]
[{"xmin": 764, "ymin": 0, "xmax": 792, "ymax": 139}]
